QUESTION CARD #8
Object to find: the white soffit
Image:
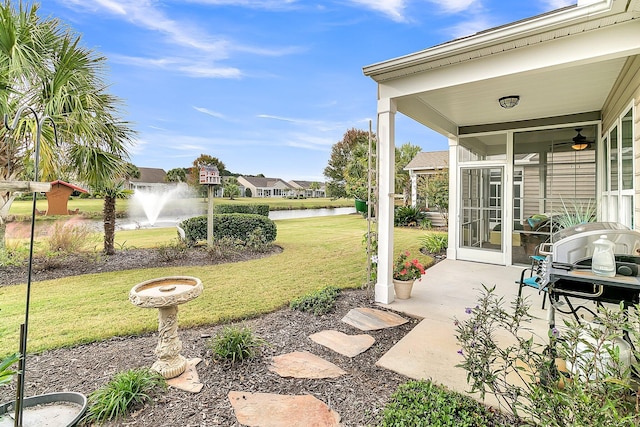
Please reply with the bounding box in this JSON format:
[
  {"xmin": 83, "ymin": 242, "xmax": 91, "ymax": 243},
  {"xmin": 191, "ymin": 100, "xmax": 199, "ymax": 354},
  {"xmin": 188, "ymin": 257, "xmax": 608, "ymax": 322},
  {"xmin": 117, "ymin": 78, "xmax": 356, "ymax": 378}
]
[{"xmin": 415, "ymin": 57, "xmax": 626, "ymax": 127}]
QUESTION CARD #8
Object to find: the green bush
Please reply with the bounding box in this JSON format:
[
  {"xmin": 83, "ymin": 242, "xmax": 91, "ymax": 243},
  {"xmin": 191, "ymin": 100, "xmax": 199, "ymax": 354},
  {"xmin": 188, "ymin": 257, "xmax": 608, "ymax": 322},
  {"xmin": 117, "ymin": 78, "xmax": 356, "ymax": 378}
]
[
  {"xmin": 0, "ymin": 353, "xmax": 19, "ymax": 387},
  {"xmin": 179, "ymin": 213, "xmax": 277, "ymax": 246},
  {"xmin": 290, "ymin": 286, "xmax": 341, "ymax": 315},
  {"xmin": 213, "ymin": 204, "xmax": 269, "ymax": 217},
  {"xmin": 381, "ymin": 380, "xmax": 498, "ymax": 427},
  {"xmin": 84, "ymin": 368, "xmax": 166, "ymax": 424},
  {"xmin": 394, "ymin": 206, "xmax": 427, "ymax": 227},
  {"xmin": 421, "ymin": 232, "xmax": 448, "ymax": 254},
  {"xmin": 209, "ymin": 326, "xmax": 266, "ymax": 364},
  {"xmin": 155, "ymin": 239, "xmax": 188, "ymax": 262},
  {"xmin": 456, "ymin": 286, "xmax": 640, "ymax": 426}
]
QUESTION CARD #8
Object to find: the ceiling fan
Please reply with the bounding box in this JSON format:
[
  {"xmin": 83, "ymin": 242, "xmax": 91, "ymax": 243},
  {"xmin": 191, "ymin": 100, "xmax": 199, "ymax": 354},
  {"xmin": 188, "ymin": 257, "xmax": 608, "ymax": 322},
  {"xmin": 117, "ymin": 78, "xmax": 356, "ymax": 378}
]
[{"xmin": 552, "ymin": 128, "xmax": 594, "ymax": 151}]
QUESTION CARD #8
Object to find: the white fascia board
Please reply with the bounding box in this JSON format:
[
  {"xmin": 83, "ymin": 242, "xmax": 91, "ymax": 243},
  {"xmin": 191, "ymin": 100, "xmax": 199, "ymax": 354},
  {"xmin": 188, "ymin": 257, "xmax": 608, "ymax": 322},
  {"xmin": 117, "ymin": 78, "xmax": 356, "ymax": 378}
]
[
  {"xmin": 377, "ymin": 19, "xmax": 640, "ymax": 99},
  {"xmin": 363, "ymin": 0, "xmax": 619, "ymax": 80}
]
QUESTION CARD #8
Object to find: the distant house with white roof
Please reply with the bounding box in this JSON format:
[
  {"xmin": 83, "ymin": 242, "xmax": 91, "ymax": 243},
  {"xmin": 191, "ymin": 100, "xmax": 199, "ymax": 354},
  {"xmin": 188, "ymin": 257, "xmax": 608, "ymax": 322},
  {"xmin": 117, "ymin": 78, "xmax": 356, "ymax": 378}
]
[
  {"xmin": 237, "ymin": 176, "xmax": 294, "ymax": 198},
  {"xmin": 288, "ymin": 180, "xmax": 326, "ymax": 198},
  {"xmin": 128, "ymin": 167, "xmax": 167, "ymax": 190}
]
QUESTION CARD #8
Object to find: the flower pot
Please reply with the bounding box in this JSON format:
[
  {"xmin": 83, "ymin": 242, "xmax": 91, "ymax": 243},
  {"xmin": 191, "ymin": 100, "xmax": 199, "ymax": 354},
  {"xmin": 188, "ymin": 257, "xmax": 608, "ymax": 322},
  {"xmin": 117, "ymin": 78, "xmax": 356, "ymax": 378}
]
[
  {"xmin": 393, "ymin": 279, "xmax": 414, "ymax": 299},
  {"xmin": 354, "ymin": 199, "xmax": 367, "ymax": 213}
]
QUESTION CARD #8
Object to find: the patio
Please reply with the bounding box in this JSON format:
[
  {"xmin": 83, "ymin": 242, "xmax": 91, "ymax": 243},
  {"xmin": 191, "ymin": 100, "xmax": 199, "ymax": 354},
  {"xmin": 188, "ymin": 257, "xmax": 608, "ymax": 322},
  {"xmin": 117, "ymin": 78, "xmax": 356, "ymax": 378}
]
[{"xmin": 376, "ymin": 258, "xmax": 598, "ymax": 409}]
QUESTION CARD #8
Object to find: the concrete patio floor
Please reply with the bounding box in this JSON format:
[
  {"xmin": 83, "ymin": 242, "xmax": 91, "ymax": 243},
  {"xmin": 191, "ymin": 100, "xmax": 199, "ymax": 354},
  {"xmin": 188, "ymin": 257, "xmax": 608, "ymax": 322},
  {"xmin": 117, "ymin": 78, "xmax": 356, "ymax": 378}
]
[{"xmin": 376, "ymin": 258, "xmax": 597, "ymax": 410}]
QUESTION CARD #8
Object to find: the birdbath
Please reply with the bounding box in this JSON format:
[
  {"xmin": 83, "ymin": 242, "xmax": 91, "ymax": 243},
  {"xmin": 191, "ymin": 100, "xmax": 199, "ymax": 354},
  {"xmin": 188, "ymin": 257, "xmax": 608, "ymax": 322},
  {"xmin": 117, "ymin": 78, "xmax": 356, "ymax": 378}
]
[{"xmin": 129, "ymin": 276, "xmax": 203, "ymax": 379}]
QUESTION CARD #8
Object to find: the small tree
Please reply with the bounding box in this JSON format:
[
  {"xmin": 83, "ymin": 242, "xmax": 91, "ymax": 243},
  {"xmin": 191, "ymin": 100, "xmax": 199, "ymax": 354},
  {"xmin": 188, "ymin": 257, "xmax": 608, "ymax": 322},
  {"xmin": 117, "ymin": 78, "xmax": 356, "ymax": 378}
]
[
  {"xmin": 424, "ymin": 170, "xmax": 449, "ymax": 221},
  {"xmin": 166, "ymin": 168, "xmax": 187, "ymax": 183}
]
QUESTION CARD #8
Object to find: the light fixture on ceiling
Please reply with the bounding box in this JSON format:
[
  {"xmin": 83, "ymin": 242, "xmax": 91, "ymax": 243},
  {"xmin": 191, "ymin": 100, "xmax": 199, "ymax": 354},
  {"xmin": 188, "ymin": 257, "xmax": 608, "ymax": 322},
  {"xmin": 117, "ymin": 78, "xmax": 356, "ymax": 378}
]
[
  {"xmin": 498, "ymin": 95, "xmax": 520, "ymax": 109},
  {"xmin": 571, "ymin": 128, "xmax": 591, "ymax": 150}
]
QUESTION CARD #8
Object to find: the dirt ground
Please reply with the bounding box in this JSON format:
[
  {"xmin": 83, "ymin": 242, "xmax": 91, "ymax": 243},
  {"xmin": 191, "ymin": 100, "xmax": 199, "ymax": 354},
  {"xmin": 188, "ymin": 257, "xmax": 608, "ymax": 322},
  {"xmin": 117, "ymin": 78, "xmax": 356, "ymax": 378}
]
[{"xmin": 0, "ymin": 247, "xmax": 421, "ymax": 426}]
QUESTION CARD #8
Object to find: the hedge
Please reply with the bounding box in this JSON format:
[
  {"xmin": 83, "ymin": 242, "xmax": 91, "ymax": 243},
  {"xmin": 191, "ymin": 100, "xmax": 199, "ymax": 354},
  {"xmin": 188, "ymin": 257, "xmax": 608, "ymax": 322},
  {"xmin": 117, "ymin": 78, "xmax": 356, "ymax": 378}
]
[
  {"xmin": 179, "ymin": 213, "xmax": 277, "ymax": 245},
  {"xmin": 213, "ymin": 204, "xmax": 269, "ymax": 217}
]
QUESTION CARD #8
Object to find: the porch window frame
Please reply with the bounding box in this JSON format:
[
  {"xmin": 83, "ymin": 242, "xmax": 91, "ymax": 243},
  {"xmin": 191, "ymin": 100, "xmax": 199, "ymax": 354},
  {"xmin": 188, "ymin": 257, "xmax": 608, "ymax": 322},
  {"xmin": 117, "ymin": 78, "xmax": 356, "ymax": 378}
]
[{"xmin": 602, "ymin": 102, "xmax": 635, "ymax": 229}]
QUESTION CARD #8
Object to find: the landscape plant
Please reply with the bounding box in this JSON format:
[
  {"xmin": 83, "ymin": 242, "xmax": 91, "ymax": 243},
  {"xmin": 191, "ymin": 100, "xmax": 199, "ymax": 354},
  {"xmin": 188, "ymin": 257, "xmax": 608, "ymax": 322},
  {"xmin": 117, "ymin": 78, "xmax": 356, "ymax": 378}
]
[
  {"xmin": 179, "ymin": 213, "xmax": 277, "ymax": 246},
  {"xmin": 290, "ymin": 286, "xmax": 341, "ymax": 315},
  {"xmin": 46, "ymin": 222, "xmax": 93, "ymax": 253},
  {"xmin": 0, "ymin": 353, "xmax": 19, "ymax": 386},
  {"xmin": 209, "ymin": 326, "xmax": 267, "ymax": 364},
  {"xmin": 420, "ymin": 232, "xmax": 448, "ymax": 254},
  {"xmin": 455, "ymin": 285, "xmax": 640, "ymax": 426},
  {"xmin": 393, "ymin": 251, "xmax": 425, "ymax": 281},
  {"xmin": 381, "ymin": 379, "xmax": 502, "ymax": 427},
  {"xmin": 394, "ymin": 205, "xmax": 426, "ymax": 227},
  {"xmin": 83, "ymin": 367, "xmax": 166, "ymax": 424}
]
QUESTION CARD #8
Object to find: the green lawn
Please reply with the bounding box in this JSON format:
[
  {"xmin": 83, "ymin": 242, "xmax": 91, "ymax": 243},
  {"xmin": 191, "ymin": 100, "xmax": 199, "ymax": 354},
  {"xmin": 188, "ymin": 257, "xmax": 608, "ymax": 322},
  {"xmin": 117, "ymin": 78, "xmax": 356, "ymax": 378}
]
[{"xmin": 0, "ymin": 215, "xmax": 433, "ymax": 357}]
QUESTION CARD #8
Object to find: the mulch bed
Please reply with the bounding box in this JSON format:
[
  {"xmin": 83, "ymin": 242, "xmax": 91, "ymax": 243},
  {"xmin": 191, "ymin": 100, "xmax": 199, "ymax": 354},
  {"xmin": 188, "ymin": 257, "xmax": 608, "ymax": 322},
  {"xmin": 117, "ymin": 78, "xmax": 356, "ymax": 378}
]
[{"xmin": 0, "ymin": 247, "xmax": 421, "ymax": 426}]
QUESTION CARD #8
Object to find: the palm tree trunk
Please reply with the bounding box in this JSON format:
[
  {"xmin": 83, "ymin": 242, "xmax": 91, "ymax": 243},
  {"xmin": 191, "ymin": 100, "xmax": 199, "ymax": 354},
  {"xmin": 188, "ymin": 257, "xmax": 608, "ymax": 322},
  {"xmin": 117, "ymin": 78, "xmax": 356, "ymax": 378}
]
[{"xmin": 103, "ymin": 195, "xmax": 116, "ymax": 255}]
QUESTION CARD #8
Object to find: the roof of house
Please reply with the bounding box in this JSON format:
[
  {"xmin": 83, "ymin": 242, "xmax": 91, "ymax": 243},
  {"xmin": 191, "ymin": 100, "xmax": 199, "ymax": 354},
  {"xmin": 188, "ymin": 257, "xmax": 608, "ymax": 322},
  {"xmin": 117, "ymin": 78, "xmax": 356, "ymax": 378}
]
[
  {"xmin": 50, "ymin": 180, "xmax": 88, "ymax": 193},
  {"xmin": 240, "ymin": 176, "xmax": 292, "ymax": 189},
  {"xmin": 288, "ymin": 180, "xmax": 324, "ymax": 189},
  {"xmin": 404, "ymin": 151, "xmax": 449, "ymax": 171},
  {"xmin": 131, "ymin": 167, "xmax": 167, "ymax": 183}
]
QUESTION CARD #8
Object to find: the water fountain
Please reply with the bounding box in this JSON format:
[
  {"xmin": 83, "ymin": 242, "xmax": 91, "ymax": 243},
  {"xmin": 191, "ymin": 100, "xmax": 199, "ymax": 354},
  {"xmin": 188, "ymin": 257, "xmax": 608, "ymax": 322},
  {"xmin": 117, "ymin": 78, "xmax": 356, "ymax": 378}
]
[{"xmin": 129, "ymin": 183, "xmax": 200, "ymax": 228}]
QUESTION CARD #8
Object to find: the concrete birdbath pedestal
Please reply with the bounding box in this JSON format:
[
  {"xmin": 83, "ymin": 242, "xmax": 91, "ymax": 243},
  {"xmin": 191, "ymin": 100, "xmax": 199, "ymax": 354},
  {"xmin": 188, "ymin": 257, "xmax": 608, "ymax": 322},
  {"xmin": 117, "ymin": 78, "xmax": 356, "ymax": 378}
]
[{"xmin": 129, "ymin": 276, "xmax": 203, "ymax": 379}]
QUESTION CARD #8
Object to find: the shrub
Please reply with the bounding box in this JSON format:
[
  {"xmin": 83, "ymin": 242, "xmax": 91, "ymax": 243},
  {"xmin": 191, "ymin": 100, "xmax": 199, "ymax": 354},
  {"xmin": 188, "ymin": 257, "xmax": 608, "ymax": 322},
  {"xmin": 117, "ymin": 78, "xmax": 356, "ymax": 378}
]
[
  {"xmin": 455, "ymin": 285, "xmax": 640, "ymax": 426},
  {"xmin": 290, "ymin": 286, "xmax": 341, "ymax": 315},
  {"xmin": 206, "ymin": 236, "xmax": 244, "ymax": 260},
  {"xmin": 245, "ymin": 188, "xmax": 252, "ymax": 197},
  {"xmin": 0, "ymin": 353, "xmax": 19, "ymax": 387},
  {"xmin": 46, "ymin": 222, "xmax": 93, "ymax": 253},
  {"xmin": 421, "ymin": 232, "xmax": 448, "ymax": 254},
  {"xmin": 209, "ymin": 326, "xmax": 266, "ymax": 364},
  {"xmin": 214, "ymin": 204, "xmax": 269, "ymax": 217},
  {"xmin": 179, "ymin": 213, "xmax": 277, "ymax": 246},
  {"xmin": 394, "ymin": 205, "xmax": 426, "ymax": 227},
  {"xmin": 0, "ymin": 245, "xmax": 27, "ymax": 267},
  {"xmin": 381, "ymin": 380, "xmax": 499, "ymax": 427},
  {"xmin": 155, "ymin": 239, "xmax": 188, "ymax": 262},
  {"xmin": 84, "ymin": 368, "xmax": 166, "ymax": 423}
]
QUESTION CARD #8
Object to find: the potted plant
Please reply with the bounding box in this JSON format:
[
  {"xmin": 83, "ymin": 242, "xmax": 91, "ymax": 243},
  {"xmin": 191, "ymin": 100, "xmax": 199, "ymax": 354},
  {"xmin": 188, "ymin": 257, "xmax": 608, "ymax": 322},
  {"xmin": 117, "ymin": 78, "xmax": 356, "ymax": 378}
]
[{"xmin": 393, "ymin": 251, "xmax": 426, "ymax": 299}]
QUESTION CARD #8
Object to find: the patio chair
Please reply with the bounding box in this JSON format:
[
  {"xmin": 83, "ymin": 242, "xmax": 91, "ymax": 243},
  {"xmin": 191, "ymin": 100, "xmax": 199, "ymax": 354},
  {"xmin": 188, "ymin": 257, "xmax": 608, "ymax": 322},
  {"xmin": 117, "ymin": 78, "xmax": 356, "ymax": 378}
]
[{"xmin": 517, "ymin": 249, "xmax": 548, "ymax": 309}]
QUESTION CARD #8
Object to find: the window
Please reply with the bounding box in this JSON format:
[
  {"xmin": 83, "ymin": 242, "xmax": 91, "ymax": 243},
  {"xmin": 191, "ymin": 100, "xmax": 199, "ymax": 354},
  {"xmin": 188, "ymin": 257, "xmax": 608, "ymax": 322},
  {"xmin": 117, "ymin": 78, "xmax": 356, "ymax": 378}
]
[{"xmin": 603, "ymin": 107, "xmax": 634, "ymax": 228}]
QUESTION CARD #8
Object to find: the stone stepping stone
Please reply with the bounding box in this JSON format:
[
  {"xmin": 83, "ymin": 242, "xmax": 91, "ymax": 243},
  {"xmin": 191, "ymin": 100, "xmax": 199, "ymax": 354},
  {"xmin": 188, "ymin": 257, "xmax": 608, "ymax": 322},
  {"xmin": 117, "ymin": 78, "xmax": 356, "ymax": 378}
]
[
  {"xmin": 269, "ymin": 351, "xmax": 346, "ymax": 379},
  {"xmin": 166, "ymin": 358, "xmax": 203, "ymax": 393},
  {"xmin": 341, "ymin": 307, "xmax": 408, "ymax": 331},
  {"xmin": 228, "ymin": 391, "xmax": 342, "ymax": 427},
  {"xmin": 309, "ymin": 330, "xmax": 375, "ymax": 357}
]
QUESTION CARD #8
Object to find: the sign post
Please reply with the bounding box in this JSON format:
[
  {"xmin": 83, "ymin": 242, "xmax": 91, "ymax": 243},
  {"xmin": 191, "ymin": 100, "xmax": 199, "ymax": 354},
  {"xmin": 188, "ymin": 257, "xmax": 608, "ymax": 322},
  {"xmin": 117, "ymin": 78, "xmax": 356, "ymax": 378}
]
[{"xmin": 199, "ymin": 166, "xmax": 221, "ymax": 247}]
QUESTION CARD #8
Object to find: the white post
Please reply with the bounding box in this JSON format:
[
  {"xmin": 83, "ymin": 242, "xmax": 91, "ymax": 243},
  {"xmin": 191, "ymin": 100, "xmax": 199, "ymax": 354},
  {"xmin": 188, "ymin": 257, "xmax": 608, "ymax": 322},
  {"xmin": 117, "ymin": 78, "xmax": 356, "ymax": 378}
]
[
  {"xmin": 410, "ymin": 172, "xmax": 417, "ymax": 208},
  {"xmin": 207, "ymin": 185, "xmax": 214, "ymax": 248},
  {"xmin": 375, "ymin": 97, "xmax": 397, "ymax": 304}
]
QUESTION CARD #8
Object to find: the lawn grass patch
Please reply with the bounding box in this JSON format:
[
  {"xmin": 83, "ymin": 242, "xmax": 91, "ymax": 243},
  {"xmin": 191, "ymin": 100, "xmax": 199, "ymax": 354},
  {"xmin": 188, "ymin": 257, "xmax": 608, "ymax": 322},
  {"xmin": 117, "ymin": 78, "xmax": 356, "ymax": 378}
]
[{"xmin": 0, "ymin": 214, "xmax": 431, "ymax": 357}]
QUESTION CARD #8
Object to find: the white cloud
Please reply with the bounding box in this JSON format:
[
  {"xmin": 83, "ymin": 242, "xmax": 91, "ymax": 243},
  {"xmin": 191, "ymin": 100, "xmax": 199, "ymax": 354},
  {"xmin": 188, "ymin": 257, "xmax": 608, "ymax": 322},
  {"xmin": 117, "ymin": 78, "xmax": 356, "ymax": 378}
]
[
  {"xmin": 348, "ymin": 0, "xmax": 407, "ymax": 22},
  {"xmin": 61, "ymin": 0, "xmax": 299, "ymax": 79},
  {"xmin": 108, "ymin": 54, "xmax": 242, "ymax": 79},
  {"xmin": 425, "ymin": 0, "xmax": 480, "ymax": 14},
  {"xmin": 447, "ymin": 16, "xmax": 494, "ymax": 38},
  {"xmin": 193, "ymin": 107, "xmax": 226, "ymax": 120},
  {"xmin": 183, "ymin": 0, "xmax": 299, "ymax": 9},
  {"xmin": 541, "ymin": 0, "xmax": 575, "ymax": 9}
]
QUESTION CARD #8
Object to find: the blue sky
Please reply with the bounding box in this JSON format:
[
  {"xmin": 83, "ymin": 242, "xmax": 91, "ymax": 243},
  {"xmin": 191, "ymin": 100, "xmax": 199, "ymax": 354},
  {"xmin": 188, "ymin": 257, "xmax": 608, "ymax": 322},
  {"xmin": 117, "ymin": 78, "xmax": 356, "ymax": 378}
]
[{"xmin": 40, "ymin": 0, "xmax": 574, "ymax": 181}]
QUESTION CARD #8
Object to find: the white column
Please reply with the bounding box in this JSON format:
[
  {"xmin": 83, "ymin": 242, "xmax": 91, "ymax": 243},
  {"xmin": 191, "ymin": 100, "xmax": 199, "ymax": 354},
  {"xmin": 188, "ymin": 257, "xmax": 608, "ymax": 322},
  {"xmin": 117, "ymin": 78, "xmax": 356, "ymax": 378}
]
[
  {"xmin": 375, "ymin": 97, "xmax": 397, "ymax": 304},
  {"xmin": 410, "ymin": 172, "xmax": 417, "ymax": 208},
  {"xmin": 447, "ymin": 137, "xmax": 457, "ymax": 260}
]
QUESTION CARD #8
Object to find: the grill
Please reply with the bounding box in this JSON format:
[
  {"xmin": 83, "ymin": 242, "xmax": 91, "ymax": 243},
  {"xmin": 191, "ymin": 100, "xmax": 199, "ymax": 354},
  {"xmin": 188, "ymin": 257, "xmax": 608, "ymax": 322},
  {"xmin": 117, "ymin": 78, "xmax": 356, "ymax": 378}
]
[{"xmin": 538, "ymin": 222, "xmax": 640, "ymax": 309}]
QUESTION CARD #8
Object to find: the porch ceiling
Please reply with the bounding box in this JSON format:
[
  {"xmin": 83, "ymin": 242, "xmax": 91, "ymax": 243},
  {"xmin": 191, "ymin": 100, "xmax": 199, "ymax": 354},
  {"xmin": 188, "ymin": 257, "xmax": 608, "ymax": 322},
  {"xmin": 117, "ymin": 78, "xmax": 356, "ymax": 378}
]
[{"xmin": 406, "ymin": 57, "xmax": 626, "ymax": 129}]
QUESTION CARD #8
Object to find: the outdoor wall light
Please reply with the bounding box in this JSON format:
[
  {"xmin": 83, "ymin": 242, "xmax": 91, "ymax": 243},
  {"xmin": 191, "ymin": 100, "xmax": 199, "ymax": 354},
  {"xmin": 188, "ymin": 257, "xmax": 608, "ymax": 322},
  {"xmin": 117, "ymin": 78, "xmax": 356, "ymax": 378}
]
[{"xmin": 498, "ymin": 95, "xmax": 520, "ymax": 109}]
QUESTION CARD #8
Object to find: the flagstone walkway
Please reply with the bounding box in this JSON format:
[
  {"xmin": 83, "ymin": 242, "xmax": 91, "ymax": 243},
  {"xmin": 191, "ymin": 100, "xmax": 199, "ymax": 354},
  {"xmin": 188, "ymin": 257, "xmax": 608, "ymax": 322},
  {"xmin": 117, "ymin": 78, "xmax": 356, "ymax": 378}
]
[{"xmin": 219, "ymin": 307, "xmax": 409, "ymax": 427}]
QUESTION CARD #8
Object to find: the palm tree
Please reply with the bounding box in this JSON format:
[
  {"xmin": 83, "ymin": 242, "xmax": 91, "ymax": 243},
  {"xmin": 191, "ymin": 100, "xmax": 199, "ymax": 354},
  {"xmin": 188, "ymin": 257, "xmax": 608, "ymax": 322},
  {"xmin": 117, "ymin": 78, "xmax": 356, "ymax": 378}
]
[{"xmin": 0, "ymin": 2, "xmax": 134, "ymax": 249}]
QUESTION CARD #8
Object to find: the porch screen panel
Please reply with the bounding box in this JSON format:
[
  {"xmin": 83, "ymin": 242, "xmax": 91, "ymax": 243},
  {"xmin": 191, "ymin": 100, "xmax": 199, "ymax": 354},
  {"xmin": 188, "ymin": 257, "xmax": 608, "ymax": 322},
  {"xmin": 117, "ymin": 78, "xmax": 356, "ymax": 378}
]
[
  {"xmin": 459, "ymin": 167, "xmax": 502, "ymax": 251},
  {"xmin": 513, "ymin": 126, "xmax": 597, "ymax": 265}
]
